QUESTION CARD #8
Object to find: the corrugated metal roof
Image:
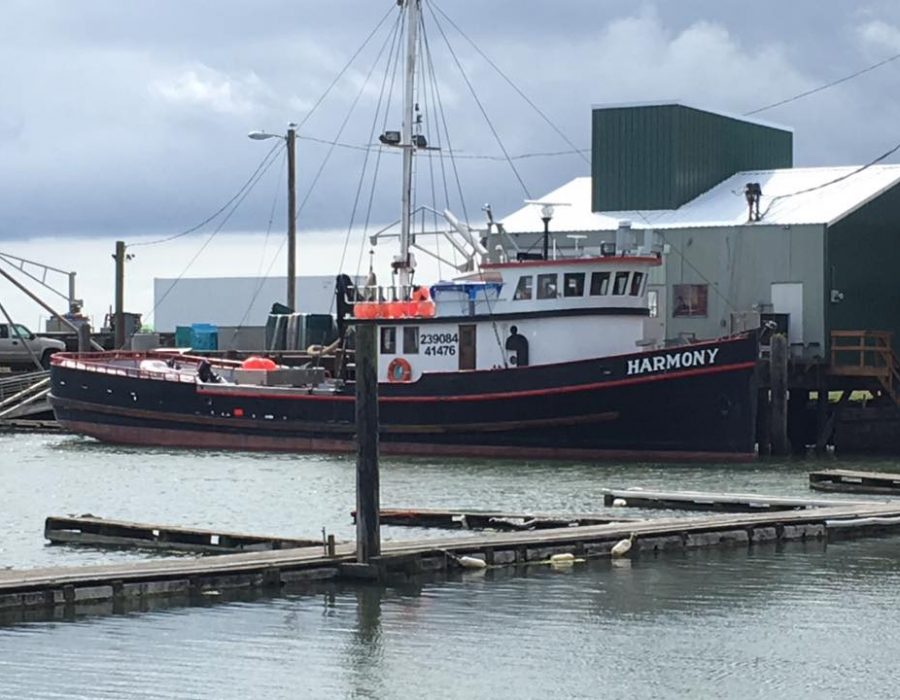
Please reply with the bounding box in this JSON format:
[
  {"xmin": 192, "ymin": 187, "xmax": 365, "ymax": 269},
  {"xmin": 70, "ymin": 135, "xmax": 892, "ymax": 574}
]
[{"xmin": 500, "ymin": 165, "xmax": 900, "ymax": 232}]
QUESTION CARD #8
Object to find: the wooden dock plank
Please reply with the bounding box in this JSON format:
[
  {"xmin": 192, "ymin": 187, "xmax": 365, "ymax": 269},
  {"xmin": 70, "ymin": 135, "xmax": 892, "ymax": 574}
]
[
  {"xmin": 44, "ymin": 515, "xmax": 327, "ymax": 553},
  {"xmin": 809, "ymin": 469, "xmax": 900, "ymax": 495},
  {"xmin": 600, "ymin": 487, "xmax": 878, "ymax": 512}
]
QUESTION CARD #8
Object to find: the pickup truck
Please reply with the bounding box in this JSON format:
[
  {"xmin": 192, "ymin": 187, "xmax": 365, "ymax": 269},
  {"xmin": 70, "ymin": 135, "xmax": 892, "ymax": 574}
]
[{"xmin": 0, "ymin": 323, "xmax": 66, "ymax": 369}]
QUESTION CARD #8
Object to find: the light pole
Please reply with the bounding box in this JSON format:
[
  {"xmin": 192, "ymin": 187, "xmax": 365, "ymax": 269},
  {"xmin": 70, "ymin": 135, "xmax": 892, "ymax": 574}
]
[
  {"xmin": 248, "ymin": 123, "xmax": 297, "ymax": 311},
  {"xmin": 541, "ymin": 204, "xmax": 554, "ymax": 261}
]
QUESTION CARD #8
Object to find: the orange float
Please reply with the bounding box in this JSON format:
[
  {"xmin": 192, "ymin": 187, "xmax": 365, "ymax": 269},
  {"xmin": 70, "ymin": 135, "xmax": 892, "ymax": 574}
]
[{"xmin": 241, "ymin": 356, "xmax": 277, "ymax": 370}]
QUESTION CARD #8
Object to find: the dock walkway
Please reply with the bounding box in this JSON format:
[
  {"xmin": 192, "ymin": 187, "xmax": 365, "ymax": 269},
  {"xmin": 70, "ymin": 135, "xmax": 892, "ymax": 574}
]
[
  {"xmin": 600, "ymin": 487, "xmax": 878, "ymax": 512},
  {"xmin": 5, "ymin": 502, "xmax": 900, "ymax": 613}
]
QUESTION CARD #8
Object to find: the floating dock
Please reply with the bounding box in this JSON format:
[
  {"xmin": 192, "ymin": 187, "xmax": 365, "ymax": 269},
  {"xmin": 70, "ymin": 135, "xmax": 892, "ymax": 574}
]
[
  {"xmin": 600, "ymin": 487, "xmax": 876, "ymax": 512},
  {"xmin": 44, "ymin": 515, "xmax": 327, "ymax": 553},
  {"xmin": 5, "ymin": 502, "xmax": 900, "ymax": 616},
  {"xmin": 809, "ymin": 469, "xmax": 900, "ymax": 495},
  {"xmin": 373, "ymin": 507, "xmax": 632, "ymax": 530}
]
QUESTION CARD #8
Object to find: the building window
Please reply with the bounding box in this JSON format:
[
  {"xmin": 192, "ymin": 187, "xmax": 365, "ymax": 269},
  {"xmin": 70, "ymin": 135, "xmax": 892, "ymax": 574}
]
[
  {"xmin": 612, "ymin": 271, "xmax": 630, "ymax": 295},
  {"xmin": 673, "ymin": 284, "xmax": 708, "ymax": 317},
  {"xmin": 563, "ymin": 273, "xmax": 585, "ymax": 297},
  {"xmin": 513, "ymin": 275, "xmax": 533, "ymax": 301},
  {"xmin": 380, "ymin": 327, "xmax": 396, "ymax": 354},
  {"xmin": 648, "ymin": 290, "xmax": 659, "ymax": 318},
  {"xmin": 537, "ymin": 273, "xmax": 558, "ymax": 299},
  {"xmin": 590, "ymin": 271, "xmax": 610, "ymax": 296},
  {"xmin": 403, "ymin": 326, "xmax": 419, "ymax": 354},
  {"xmin": 630, "ymin": 272, "xmax": 645, "ymax": 296}
]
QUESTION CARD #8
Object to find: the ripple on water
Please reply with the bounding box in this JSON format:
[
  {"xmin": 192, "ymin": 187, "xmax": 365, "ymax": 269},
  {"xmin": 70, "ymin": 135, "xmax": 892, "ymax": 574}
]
[{"xmin": 3, "ymin": 435, "xmax": 900, "ymax": 698}]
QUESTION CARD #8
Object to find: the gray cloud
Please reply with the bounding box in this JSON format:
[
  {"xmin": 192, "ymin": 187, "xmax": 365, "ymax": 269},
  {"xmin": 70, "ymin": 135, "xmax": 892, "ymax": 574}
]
[{"xmin": 0, "ymin": 1, "xmax": 898, "ymax": 241}]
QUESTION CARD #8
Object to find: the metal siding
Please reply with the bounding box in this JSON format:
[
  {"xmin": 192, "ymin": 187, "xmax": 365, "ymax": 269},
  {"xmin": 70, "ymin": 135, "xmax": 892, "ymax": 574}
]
[
  {"xmin": 593, "ymin": 104, "xmax": 792, "ymax": 212},
  {"xmin": 663, "ymin": 224, "xmax": 824, "ymax": 347},
  {"xmin": 826, "ymin": 183, "xmax": 900, "ymax": 351}
]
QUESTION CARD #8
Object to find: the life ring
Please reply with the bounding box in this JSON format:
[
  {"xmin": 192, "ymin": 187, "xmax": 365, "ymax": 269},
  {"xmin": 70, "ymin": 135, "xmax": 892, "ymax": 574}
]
[{"xmin": 387, "ymin": 357, "xmax": 412, "ymax": 382}]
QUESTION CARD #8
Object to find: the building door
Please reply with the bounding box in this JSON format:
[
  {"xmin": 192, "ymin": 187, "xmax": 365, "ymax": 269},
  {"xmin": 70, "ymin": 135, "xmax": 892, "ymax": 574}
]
[
  {"xmin": 771, "ymin": 282, "xmax": 803, "ymax": 344},
  {"xmin": 645, "ymin": 285, "xmax": 666, "ymax": 344},
  {"xmin": 459, "ymin": 324, "xmax": 476, "ymax": 370}
]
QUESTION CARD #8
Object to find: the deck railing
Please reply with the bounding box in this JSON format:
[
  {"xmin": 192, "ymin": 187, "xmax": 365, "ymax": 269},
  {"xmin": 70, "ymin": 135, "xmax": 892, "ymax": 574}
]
[{"xmin": 830, "ymin": 330, "xmax": 900, "ymax": 402}]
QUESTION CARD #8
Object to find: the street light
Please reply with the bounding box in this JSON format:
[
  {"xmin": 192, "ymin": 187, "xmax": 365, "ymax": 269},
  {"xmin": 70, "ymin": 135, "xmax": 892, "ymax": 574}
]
[
  {"xmin": 248, "ymin": 122, "xmax": 297, "ymax": 311},
  {"xmin": 541, "ymin": 204, "xmax": 554, "ymax": 261}
]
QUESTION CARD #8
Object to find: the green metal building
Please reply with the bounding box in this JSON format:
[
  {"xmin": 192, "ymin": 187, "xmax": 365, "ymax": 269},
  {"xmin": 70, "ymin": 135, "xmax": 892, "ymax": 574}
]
[{"xmin": 496, "ymin": 102, "xmax": 900, "ymax": 356}]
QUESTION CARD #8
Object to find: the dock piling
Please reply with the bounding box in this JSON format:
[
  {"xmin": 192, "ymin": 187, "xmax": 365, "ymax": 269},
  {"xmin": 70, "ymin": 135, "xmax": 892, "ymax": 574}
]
[
  {"xmin": 355, "ymin": 322, "xmax": 381, "ymax": 563},
  {"xmin": 770, "ymin": 333, "xmax": 790, "ymax": 455}
]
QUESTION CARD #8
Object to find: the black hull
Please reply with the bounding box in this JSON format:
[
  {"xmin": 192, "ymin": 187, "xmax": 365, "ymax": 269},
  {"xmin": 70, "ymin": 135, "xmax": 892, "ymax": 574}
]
[{"xmin": 49, "ymin": 335, "xmax": 758, "ymax": 461}]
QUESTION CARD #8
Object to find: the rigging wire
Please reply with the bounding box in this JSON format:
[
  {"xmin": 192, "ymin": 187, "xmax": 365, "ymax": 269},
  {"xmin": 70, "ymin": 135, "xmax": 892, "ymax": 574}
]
[
  {"xmin": 355, "ymin": 10, "xmax": 407, "ymax": 282},
  {"xmin": 425, "ymin": 2, "xmax": 531, "ymax": 200},
  {"xmin": 294, "ymin": 4, "xmax": 397, "ymax": 132},
  {"xmin": 430, "ymin": 0, "xmax": 588, "ymax": 167},
  {"xmin": 421, "ymin": 9, "xmax": 470, "ymax": 227}
]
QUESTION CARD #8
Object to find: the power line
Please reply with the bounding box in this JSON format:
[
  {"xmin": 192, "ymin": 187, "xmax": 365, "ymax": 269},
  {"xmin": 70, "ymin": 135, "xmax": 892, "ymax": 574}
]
[
  {"xmin": 129, "ymin": 141, "xmax": 282, "ymax": 248},
  {"xmin": 746, "ymin": 50, "xmax": 900, "ymax": 116}
]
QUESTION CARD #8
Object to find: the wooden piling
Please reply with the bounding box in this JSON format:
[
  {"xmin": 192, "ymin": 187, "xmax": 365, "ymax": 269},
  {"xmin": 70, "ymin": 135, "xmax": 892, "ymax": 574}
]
[
  {"xmin": 76, "ymin": 323, "xmax": 91, "ymax": 353},
  {"xmin": 355, "ymin": 322, "xmax": 381, "ymax": 563},
  {"xmin": 770, "ymin": 333, "xmax": 790, "ymax": 455}
]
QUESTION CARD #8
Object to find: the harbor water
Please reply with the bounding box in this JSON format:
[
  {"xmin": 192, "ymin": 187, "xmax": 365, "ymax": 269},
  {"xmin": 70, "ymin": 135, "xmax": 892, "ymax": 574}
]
[{"xmin": 2, "ymin": 434, "xmax": 900, "ymax": 698}]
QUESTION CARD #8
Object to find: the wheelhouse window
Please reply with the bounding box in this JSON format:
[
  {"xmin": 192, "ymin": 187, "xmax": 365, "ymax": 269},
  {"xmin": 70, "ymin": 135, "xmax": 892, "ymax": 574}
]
[
  {"xmin": 537, "ymin": 273, "xmax": 558, "ymax": 299},
  {"xmin": 513, "ymin": 275, "xmax": 533, "ymax": 301},
  {"xmin": 380, "ymin": 327, "xmax": 397, "ymax": 354},
  {"xmin": 648, "ymin": 289, "xmax": 659, "ymax": 318},
  {"xmin": 612, "ymin": 271, "xmax": 630, "ymax": 295},
  {"xmin": 673, "ymin": 284, "xmax": 709, "ymax": 318},
  {"xmin": 590, "ymin": 271, "xmax": 610, "ymax": 296},
  {"xmin": 563, "ymin": 273, "xmax": 585, "ymax": 297},
  {"xmin": 403, "ymin": 326, "xmax": 419, "ymax": 354},
  {"xmin": 630, "ymin": 272, "xmax": 645, "ymax": 296}
]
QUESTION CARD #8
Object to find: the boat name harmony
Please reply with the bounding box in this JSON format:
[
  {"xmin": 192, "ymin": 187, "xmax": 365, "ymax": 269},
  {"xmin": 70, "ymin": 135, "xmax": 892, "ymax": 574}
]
[{"xmin": 626, "ymin": 348, "xmax": 720, "ymax": 376}]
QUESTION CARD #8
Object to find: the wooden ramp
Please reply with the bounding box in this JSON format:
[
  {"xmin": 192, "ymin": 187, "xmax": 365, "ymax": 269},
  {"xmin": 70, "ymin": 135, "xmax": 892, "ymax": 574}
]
[
  {"xmin": 600, "ymin": 487, "xmax": 877, "ymax": 512},
  {"xmin": 6, "ymin": 502, "xmax": 900, "ymax": 615},
  {"xmin": 809, "ymin": 469, "xmax": 900, "ymax": 495},
  {"xmin": 44, "ymin": 516, "xmax": 328, "ymax": 553}
]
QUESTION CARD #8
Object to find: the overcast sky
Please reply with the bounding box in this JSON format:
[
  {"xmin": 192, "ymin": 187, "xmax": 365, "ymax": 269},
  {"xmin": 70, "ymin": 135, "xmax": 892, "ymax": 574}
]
[{"xmin": 2, "ymin": 0, "xmax": 900, "ymax": 244}]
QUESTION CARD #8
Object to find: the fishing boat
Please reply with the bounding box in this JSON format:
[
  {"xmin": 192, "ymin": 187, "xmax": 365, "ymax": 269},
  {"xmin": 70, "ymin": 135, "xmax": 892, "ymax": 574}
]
[{"xmin": 48, "ymin": 0, "xmax": 759, "ymax": 460}]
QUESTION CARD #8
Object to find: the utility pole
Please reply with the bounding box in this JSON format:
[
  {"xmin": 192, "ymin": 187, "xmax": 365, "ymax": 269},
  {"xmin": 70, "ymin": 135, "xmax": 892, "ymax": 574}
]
[
  {"xmin": 114, "ymin": 240, "xmax": 126, "ymax": 349},
  {"xmin": 286, "ymin": 124, "xmax": 297, "ymax": 311}
]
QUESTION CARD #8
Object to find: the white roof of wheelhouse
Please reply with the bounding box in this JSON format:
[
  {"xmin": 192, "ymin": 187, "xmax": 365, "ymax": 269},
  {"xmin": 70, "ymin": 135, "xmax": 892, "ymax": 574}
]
[{"xmin": 500, "ymin": 165, "xmax": 900, "ymax": 233}]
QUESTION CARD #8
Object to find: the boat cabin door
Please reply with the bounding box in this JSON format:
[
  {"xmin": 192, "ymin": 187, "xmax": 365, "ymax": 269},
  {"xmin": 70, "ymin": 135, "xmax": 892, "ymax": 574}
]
[{"xmin": 459, "ymin": 324, "xmax": 476, "ymax": 370}]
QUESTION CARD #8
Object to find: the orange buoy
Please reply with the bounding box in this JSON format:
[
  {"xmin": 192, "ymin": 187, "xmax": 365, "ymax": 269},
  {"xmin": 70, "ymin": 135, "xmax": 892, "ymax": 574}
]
[
  {"xmin": 241, "ymin": 356, "xmax": 277, "ymax": 370},
  {"xmin": 387, "ymin": 357, "xmax": 412, "ymax": 382},
  {"xmin": 417, "ymin": 300, "xmax": 436, "ymax": 318},
  {"xmin": 354, "ymin": 302, "xmax": 377, "ymax": 319}
]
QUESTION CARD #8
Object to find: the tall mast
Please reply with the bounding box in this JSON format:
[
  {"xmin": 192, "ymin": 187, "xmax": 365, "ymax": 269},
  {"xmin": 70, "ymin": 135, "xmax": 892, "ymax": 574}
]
[{"xmin": 397, "ymin": 0, "xmax": 420, "ymax": 289}]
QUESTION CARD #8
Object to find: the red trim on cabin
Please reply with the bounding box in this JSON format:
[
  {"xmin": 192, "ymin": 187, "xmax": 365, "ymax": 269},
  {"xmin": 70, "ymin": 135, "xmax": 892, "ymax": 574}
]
[
  {"xmin": 195, "ymin": 360, "xmax": 757, "ymax": 403},
  {"xmin": 481, "ymin": 255, "xmax": 662, "ymax": 269}
]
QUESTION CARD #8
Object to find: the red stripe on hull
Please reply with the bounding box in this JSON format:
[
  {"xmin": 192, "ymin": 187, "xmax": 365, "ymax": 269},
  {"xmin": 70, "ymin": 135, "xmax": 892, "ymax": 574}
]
[
  {"xmin": 197, "ymin": 360, "xmax": 759, "ymax": 403},
  {"xmin": 58, "ymin": 420, "xmax": 754, "ymax": 463}
]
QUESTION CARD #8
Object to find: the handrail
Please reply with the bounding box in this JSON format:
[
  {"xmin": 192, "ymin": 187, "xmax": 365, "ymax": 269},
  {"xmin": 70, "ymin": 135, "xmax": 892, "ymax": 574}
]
[{"xmin": 830, "ymin": 330, "xmax": 900, "ymax": 402}]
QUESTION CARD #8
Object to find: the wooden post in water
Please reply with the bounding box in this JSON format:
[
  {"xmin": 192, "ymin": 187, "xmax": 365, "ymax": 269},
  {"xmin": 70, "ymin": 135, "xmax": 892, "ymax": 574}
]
[
  {"xmin": 355, "ymin": 322, "xmax": 381, "ymax": 563},
  {"xmin": 76, "ymin": 323, "xmax": 91, "ymax": 353},
  {"xmin": 770, "ymin": 333, "xmax": 790, "ymax": 455}
]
